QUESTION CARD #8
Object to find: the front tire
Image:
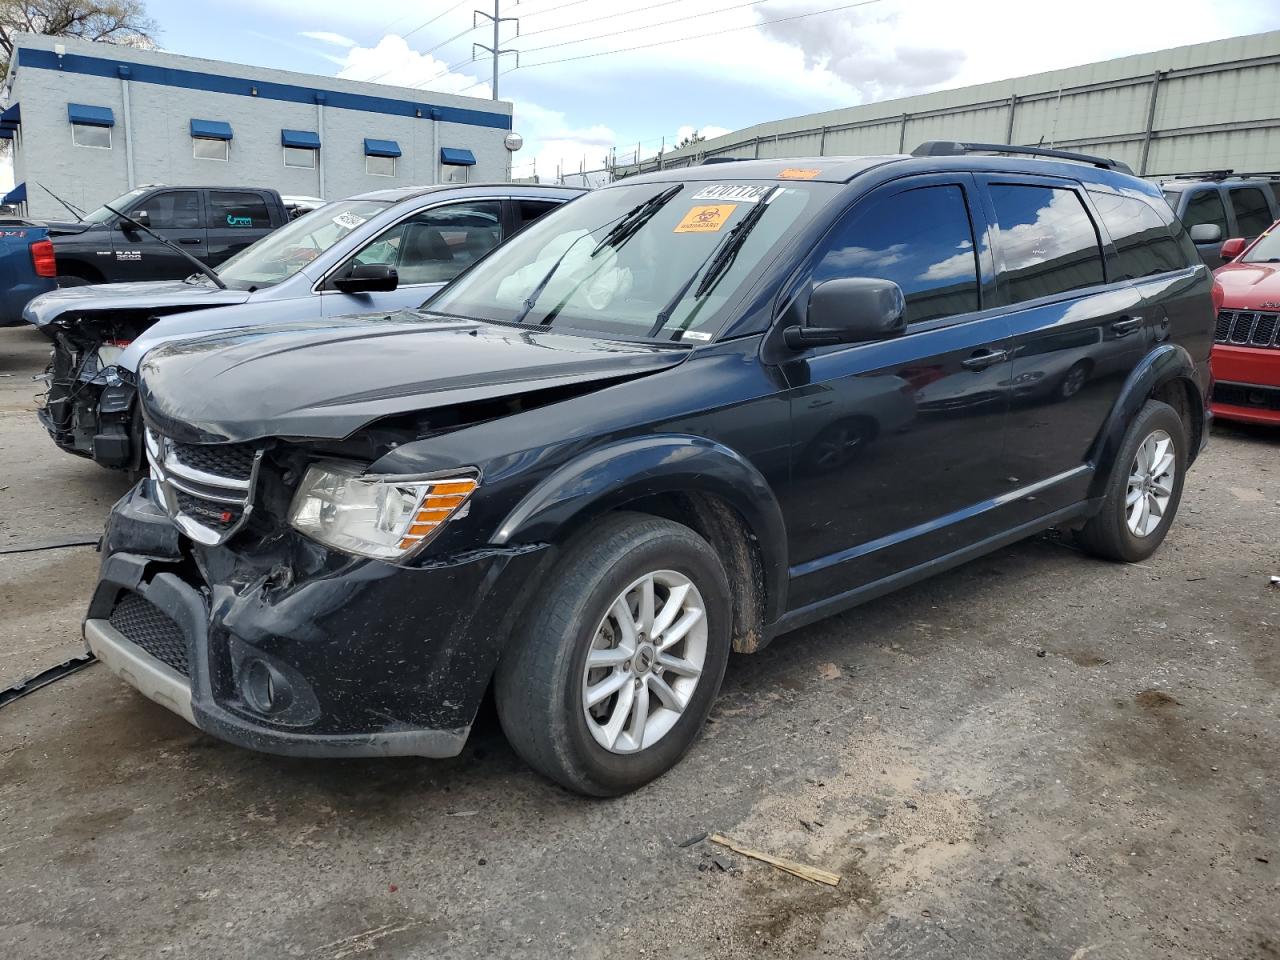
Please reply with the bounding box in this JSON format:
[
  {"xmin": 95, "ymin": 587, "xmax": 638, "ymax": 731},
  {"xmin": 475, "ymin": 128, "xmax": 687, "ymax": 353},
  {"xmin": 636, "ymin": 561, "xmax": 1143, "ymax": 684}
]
[
  {"xmin": 1076, "ymin": 399, "xmax": 1186, "ymax": 562},
  {"xmin": 495, "ymin": 513, "xmax": 732, "ymax": 796}
]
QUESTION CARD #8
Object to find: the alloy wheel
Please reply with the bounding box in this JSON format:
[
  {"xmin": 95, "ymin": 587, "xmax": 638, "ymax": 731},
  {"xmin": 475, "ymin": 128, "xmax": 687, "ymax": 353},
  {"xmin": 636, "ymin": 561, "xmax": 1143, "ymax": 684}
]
[
  {"xmin": 1126, "ymin": 428, "xmax": 1175, "ymax": 538},
  {"xmin": 581, "ymin": 570, "xmax": 708, "ymax": 754}
]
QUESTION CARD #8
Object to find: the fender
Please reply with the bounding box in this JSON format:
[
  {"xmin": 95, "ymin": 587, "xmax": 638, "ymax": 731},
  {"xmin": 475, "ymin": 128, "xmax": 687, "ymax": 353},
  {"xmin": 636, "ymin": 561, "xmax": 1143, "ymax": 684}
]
[
  {"xmin": 492, "ymin": 434, "xmax": 789, "ymax": 623},
  {"xmin": 1088, "ymin": 342, "xmax": 1204, "ymax": 500}
]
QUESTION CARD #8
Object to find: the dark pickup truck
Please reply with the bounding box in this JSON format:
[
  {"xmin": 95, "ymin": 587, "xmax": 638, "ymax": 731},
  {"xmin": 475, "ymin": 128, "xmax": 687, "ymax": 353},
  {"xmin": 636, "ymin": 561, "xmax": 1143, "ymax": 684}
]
[{"xmin": 47, "ymin": 185, "xmax": 289, "ymax": 286}]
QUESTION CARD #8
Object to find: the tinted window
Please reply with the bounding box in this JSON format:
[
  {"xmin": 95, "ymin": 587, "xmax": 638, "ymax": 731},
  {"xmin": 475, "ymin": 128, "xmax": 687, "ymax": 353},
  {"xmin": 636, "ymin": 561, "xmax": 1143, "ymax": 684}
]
[
  {"xmin": 208, "ymin": 192, "xmax": 271, "ymax": 229},
  {"xmin": 1229, "ymin": 187, "xmax": 1273, "ymax": 237},
  {"xmin": 518, "ymin": 199, "xmax": 560, "ymax": 228},
  {"xmin": 1182, "ymin": 189, "xmax": 1228, "ymax": 237},
  {"xmin": 132, "ymin": 191, "xmax": 200, "ymax": 230},
  {"xmin": 814, "ymin": 184, "xmax": 979, "ymax": 323},
  {"xmin": 989, "ymin": 184, "xmax": 1104, "ymax": 302},
  {"xmin": 1088, "ymin": 190, "xmax": 1185, "ymax": 279},
  {"xmin": 347, "ymin": 201, "xmax": 503, "ymax": 286}
]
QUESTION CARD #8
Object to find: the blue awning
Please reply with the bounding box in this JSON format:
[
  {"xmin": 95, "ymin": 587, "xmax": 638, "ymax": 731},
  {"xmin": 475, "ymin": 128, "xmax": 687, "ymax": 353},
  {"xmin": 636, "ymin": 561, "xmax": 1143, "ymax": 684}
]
[
  {"xmin": 440, "ymin": 147, "xmax": 476, "ymax": 166},
  {"xmin": 364, "ymin": 138, "xmax": 401, "ymax": 158},
  {"xmin": 0, "ymin": 102, "xmax": 20, "ymax": 127},
  {"xmin": 190, "ymin": 118, "xmax": 233, "ymax": 140},
  {"xmin": 67, "ymin": 103, "xmax": 115, "ymax": 127},
  {"xmin": 3, "ymin": 183, "xmax": 27, "ymax": 204},
  {"xmin": 281, "ymin": 129, "xmax": 320, "ymax": 149}
]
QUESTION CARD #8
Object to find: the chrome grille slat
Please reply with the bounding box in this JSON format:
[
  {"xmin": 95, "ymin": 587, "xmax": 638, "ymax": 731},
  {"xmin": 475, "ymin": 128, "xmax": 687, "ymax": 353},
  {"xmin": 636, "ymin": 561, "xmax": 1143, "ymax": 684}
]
[
  {"xmin": 1215, "ymin": 310, "xmax": 1280, "ymax": 349},
  {"xmin": 145, "ymin": 429, "xmax": 261, "ymax": 545}
]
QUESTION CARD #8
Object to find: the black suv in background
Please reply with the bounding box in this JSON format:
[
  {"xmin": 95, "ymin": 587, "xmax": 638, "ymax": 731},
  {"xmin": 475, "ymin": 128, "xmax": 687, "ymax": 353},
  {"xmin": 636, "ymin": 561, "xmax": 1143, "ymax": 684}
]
[
  {"xmin": 1158, "ymin": 172, "xmax": 1280, "ymax": 268},
  {"xmin": 47, "ymin": 185, "xmax": 289, "ymax": 285},
  {"xmin": 88, "ymin": 141, "xmax": 1216, "ymax": 795}
]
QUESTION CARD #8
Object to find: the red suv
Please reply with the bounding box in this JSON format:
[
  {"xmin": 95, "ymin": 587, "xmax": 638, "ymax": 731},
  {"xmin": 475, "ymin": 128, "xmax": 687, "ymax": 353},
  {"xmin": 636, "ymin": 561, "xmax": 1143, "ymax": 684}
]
[{"xmin": 1211, "ymin": 222, "xmax": 1280, "ymax": 424}]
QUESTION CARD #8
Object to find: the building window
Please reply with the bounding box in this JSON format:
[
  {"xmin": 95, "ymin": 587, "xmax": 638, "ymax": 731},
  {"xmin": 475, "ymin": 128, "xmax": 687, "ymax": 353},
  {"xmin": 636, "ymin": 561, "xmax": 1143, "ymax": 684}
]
[
  {"xmin": 72, "ymin": 124, "xmax": 111, "ymax": 149},
  {"xmin": 440, "ymin": 147, "xmax": 476, "ymax": 184},
  {"xmin": 366, "ymin": 154, "xmax": 395, "ymax": 177},
  {"xmin": 67, "ymin": 102, "xmax": 114, "ymax": 150},
  {"xmin": 194, "ymin": 137, "xmax": 229, "ymax": 161},
  {"xmin": 284, "ymin": 146, "xmax": 316, "ymax": 169}
]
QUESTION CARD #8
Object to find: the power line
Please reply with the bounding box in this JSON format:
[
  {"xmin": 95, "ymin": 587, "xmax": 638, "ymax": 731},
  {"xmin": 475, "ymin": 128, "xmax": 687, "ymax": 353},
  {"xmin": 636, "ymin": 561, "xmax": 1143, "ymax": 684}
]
[
  {"xmin": 519, "ymin": 0, "xmax": 597, "ymax": 19},
  {"xmin": 401, "ymin": 0, "xmax": 472, "ymax": 40},
  {"xmin": 512, "ymin": 0, "xmax": 884, "ymax": 70},
  {"xmin": 521, "ymin": 0, "xmax": 772, "ymax": 41}
]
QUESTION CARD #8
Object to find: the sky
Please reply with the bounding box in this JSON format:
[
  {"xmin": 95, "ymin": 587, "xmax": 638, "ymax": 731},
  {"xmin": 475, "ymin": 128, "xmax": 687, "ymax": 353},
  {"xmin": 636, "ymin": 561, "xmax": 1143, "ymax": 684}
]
[{"xmin": 11, "ymin": 0, "xmax": 1280, "ymax": 184}]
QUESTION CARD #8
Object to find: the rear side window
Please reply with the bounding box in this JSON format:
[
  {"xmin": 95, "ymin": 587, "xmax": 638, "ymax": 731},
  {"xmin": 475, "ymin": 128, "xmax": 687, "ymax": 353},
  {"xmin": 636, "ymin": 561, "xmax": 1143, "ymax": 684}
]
[
  {"xmin": 1088, "ymin": 191, "xmax": 1185, "ymax": 279},
  {"xmin": 132, "ymin": 190, "xmax": 200, "ymax": 230},
  {"xmin": 1182, "ymin": 189, "xmax": 1228, "ymax": 237},
  {"xmin": 813, "ymin": 184, "xmax": 980, "ymax": 324},
  {"xmin": 989, "ymin": 184, "xmax": 1104, "ymax": 302},
  {"xmin": 208, "ymin": 192, "xmax": 272, "ymax": 229},
  {"xmin": 1229, "ymin": 187, "xmax": 1273, "ymax": 237},
  {"xmin": 518, "ymin": 199, "xmax": 560, "ymax": 229}
]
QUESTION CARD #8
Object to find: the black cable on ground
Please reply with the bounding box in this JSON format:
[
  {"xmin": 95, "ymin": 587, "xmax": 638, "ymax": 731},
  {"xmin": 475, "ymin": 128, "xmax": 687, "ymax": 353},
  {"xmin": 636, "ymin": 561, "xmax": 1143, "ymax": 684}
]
[{"xmin": 0, "ymin": 536, "xmax": 100, "ymax": 556}]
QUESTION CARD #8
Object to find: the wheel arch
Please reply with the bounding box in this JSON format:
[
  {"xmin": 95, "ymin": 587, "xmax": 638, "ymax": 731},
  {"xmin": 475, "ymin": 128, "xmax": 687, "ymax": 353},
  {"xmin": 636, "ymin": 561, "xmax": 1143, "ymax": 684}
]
[
  {"xmin": 1088, "ymin": 343, "xmax": 1205, "ymax": 500},
  {"xmin": 491, "ymin": 434, "xmax": 788, "ymax": 649}
]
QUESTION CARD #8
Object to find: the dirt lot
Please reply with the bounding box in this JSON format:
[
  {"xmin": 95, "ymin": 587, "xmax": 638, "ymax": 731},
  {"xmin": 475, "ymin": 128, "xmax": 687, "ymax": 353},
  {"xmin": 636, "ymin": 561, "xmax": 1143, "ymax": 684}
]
[{"xmin": 0, "ymin": 323, "xmax": 1276, "ymax": 959}]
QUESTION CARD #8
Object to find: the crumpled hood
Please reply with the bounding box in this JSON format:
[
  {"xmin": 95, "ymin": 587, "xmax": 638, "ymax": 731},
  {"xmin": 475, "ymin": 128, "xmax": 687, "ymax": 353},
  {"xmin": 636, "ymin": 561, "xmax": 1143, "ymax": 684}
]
[
  {"xmin": 139, "ymin": 310, "xmax": 689, "ymax": 443},
  {"xmin": 1214, "ymin": 260, "xmax": 1280, "ymax": 306},
  {"xmin": 23, "ymin": 279, "xmax": 251, "ymax": 328}
]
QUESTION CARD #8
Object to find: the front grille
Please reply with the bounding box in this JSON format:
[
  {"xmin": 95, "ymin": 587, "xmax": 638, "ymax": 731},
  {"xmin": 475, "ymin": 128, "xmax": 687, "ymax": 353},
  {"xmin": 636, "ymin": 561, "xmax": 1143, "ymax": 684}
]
[
  {"xmin": 171, "ymin": 441, "xmax": 257, "ymax": 482},
  {"xmin": 109, "ymin": 592, "xmax": 189, "ymax": 676},
  {"xmin": 174, "ymin": 490, "xmax": 244, "ymax": 530},
  {"xmin": 146, "ymin": 429, "xmax": 261, "ymax": 545},
  {"xmin": 1213, "ymin": 381, "xmax": 1280, "ymax": 411},
  {"xmin": 1215, "ymin": 310, "xmax": 1280, "ymax": 349}
]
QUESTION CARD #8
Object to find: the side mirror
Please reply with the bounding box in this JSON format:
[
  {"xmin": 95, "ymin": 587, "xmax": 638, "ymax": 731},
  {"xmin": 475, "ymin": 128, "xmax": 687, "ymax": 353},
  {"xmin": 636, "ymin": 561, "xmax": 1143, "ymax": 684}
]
[
  {"xmin": 1189, "ymin": 223, "xmax": 1222, "ymax": 244},
  {"xmin": 784, "ymin": 277, "xmax": 906, "ymax": 350},
  {"xmin": 334, "ymin": 262, "xmax": 398, "ymax": 293},
  {"xmin": 1219, "ymin": 237, "xmax": 1247, "ymax": 261},
  {"xmin": 120, "ymin": 210, "xmax": 149, "ymax": 230}
]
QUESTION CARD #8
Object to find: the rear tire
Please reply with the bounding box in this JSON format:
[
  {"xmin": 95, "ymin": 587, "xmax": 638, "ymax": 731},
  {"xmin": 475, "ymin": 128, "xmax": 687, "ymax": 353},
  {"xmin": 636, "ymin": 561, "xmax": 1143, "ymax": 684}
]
[
  {"xmin": 494, "ymin": 512, "xmax": 732, "ymax": 796},
  {"xmin": 1076, "ymin": 399, "xmax": 1185, "ymax": 563}
]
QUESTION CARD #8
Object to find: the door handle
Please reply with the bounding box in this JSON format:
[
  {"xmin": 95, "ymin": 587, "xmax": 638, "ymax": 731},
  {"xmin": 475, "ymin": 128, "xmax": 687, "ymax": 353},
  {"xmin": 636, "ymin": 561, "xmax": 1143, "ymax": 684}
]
[
  {"xmin": 1111, "ymin": 316, "xmax": 1142, "ymax": 336},
  {"xmin": 177, "ymin": 237, "xmax": 202, "ymax": 245},
  {"xmin": 961, "ymin": 348, "xmax": 1009, "ymax": 371}
]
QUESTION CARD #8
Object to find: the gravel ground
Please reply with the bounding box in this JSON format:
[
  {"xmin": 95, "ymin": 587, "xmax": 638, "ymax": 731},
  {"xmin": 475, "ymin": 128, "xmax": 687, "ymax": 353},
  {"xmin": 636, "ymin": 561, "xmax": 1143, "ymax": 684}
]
[{"xmin": 0, "ymin": 323, "xmax": 1276, "ymax": 959}]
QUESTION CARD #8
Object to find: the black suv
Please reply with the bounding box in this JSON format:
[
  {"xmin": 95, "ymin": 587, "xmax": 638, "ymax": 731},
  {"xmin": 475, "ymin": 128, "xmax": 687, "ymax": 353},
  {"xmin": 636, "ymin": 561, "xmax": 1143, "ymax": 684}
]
[{"xmin": 87, "ymin": 141, "xmax": 1216, "ymax": 796}]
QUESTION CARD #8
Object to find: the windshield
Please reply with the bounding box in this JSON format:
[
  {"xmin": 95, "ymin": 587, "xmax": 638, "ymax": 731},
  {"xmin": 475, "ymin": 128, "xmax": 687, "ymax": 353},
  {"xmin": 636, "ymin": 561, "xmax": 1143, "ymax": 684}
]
[
  {"xmin": 426, "ymin": 180, "xmax": 831, "ymax": 341},
  {"xmin": 82, "ymin": 187, "xmax": 150, "ymax": 224},
  {"xmin": 1240, "ymin": 224, "xmax": 1280, "ymax": 263},
  {"xmin": 214, "ymin": 199, "xmax": 391, "ymax": 290}
]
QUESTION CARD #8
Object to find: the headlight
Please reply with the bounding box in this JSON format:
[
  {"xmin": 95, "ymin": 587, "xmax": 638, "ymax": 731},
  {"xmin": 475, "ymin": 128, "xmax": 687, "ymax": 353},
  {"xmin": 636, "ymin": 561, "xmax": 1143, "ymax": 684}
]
[{"xmin": 287, "ymin": 461, "xmax": 479, "ymax": 560}]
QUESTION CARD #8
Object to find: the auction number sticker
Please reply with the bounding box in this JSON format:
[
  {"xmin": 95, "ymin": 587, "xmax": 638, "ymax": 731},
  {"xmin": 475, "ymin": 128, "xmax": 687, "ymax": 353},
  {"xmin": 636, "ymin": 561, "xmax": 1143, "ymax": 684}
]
[
  {"xmin": 777, "ymin": 167, "xmax": 821, "ymax": 180},
  {"xmin": 332, "ymin": 212, "xmax": 368, "ymax": 230},
  {"xmin": 692, "ymin": 184, "xmax": 772, "ymax": 204},
  {"xmin": 673, "ymin": 204, "xmax": 738, "ymax": 233}
]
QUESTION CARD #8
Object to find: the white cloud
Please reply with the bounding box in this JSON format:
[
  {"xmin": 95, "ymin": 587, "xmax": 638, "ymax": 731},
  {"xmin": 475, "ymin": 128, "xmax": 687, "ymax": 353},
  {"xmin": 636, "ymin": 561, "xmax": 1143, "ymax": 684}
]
[
  {"xmin": 301, "ymin": 31, "xmax": 357, "ymax": 47},
  {"xmin": 336, "ymin": 35, "xmax": 492, "ymax": 98}
]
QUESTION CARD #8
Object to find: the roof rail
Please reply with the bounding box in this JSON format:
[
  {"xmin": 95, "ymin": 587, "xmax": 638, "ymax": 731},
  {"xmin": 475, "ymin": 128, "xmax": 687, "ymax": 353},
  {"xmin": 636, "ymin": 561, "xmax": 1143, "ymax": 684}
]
[
  {"xmin": 701, "ymin": 156, "xmax": 747, "ymax": 165},
  {"xmin": 911, "ymin": 140, "xmax": 1133, "ymax": 174},
  {"xmin": 1164, "ymin": 170, "xmax": 1280, "ymax": 182}
]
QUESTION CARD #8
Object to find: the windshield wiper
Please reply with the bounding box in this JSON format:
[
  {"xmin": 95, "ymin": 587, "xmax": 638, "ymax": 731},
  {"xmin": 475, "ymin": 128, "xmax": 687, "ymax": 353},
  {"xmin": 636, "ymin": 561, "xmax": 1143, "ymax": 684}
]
[
  {"xmin": 103, "ymin": 203, "xmax": 228, "ymax": 290},
  {"xmin": 36, "ymin": 182, "xmax": 86, "ymax": 219},
  {"xmin": 509, "ymin": 232, "xmax": 595, "ymax": 325},
  {"xmin": 648, "ymin": 186, "xmax": 782, "ymax": 339},
  {"xmin": 590, "ymin": 184, "xmax": 683, "ymax": 258}
]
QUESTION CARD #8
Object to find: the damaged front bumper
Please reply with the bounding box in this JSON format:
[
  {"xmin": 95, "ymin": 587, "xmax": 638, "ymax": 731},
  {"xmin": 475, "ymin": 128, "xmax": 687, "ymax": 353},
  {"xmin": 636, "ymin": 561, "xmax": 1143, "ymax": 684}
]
[{"xmin": 86, "ymin": 481, "xmax": 550, "ymax": 759}]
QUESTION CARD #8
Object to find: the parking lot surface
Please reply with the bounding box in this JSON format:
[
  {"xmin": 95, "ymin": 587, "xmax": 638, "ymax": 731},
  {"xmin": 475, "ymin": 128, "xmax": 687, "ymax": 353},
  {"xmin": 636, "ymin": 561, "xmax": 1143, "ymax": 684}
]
[{"xmin": 1, "ymin": 324, "xmax": 1276, "ymax": 959}]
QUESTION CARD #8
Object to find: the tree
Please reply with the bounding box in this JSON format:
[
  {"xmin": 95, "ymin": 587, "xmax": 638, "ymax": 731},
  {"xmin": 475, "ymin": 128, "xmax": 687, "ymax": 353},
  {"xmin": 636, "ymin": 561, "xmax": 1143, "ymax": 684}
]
[
  {"xmin": 0, "ymin": 1, "xmax": 157, "ymax": 76},
  {"xmin": 676, "ymin": 130, "xmax": 707, "ymax": 150}
]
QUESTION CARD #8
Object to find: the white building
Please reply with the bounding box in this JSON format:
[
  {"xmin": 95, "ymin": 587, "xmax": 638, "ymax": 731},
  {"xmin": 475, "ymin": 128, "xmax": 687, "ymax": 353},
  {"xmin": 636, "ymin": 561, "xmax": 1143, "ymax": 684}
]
[{"xmin": 1, "ymin": 33, "xmax": 515, "ymax": 218}]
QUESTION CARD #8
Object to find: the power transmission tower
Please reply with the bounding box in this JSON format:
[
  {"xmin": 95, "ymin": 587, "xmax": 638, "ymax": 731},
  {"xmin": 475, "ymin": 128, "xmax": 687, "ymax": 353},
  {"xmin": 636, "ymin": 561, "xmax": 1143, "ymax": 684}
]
[{"xmin": 473, "ymin": 1, "xmax": 519, "ymax": 101}]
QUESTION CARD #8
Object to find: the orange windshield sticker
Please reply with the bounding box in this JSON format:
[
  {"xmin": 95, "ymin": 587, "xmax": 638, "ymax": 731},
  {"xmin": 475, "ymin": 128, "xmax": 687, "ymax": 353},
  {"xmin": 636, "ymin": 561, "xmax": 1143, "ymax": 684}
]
[
  {"xmin": 673, "ymin": 204, "xmax": 738, "ymax": 233},
  {"xmin": 777, "ymin": 167, "xmax": 821, "ymax": 180}
]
